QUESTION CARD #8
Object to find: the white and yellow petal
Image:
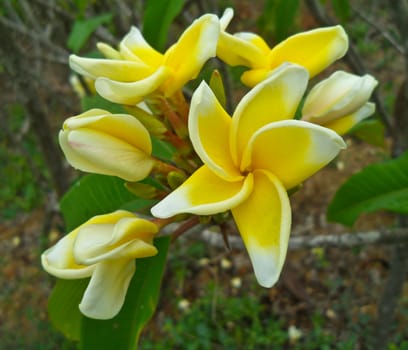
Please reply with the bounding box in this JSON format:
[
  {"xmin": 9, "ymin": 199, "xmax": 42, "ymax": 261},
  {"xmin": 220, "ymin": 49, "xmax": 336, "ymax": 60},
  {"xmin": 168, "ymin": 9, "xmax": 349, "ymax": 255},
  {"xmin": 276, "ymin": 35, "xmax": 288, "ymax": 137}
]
[
  {"xmin": 189, "ymin": 81, "xmax": 242, "ymax": 180},
  {"xmin": 217, "ymin": 31, "xmax": 269, "ymax": 68},
  {"xmin": 69, "ymin": 55, "xmax": 153, "ymax": 82},
  {"xmin": 231, "ymin": 64, "xmax": 309, "ymax": 164},
  {"xmin": 59, "ymin": 129, "xmax": 154, "ymax": 181},
  {"xmin": 302, "ymin": 71, "xmax": 378, "ymax": 124},
  {"xmin": 95, "ymin": 65, "xmax": 172, "ymax": 104},
  {"xmin": 41, "ymin": 230, "xmax": 95, "ymax": 279},
  {"xmin": 79, "ymin": 259, "xmax": 135, "ymax": 319},
  {"xmin": 162, "ymin": 14, "xmax": 220, "ymax": 96},
  {"xmin": 219, "ymin": 7, "xmax": 234, "ymax": 30},
  {"xmin": 241, "ymin": 120, "xmax": 346, "ymax": 190},
  {"xmin": 120, "ymin": 26, "xmax": 164, "ymax": 67},
  {"xmin": 73, "ymin": 217, "xmax": 158, "ymax": 264},
  {"xmin": 64, "ymin": 110, "xmax": 152, "ymax": 154},
  {"xmin": 151, "ymin": 165, "xmax": 253, "ymax": 218},
  {"xmin": 324, "ymin": 102, "xmax": 376, "ymax": 135},
  {"xmin": 269, "ymin": 25, "xmax": 348, "ymax": 78},
  {"xmin": 231, "ymin": 170, "xmax": 291, "ymax": 288}
]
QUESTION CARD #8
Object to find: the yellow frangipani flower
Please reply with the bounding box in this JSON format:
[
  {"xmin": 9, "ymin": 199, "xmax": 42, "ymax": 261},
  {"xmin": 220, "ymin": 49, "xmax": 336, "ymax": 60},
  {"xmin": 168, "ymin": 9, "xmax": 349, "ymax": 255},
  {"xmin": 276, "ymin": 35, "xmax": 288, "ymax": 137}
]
[
  {"xmin": 69, "ymin": 14, "xmax": 221, "ymax": 105},
  {"xmin": 217, "ymin": 9, "xmax": 348, "ymax": 87},
  {"xmin": 151, "ymin": 64, "xmax": 346, "ymax": 287},
  {"xmin": 59, "ymin": 108, "xmax": 154, "ymax": 181},
  {"xmin": 302, "ymin": 71, "xmax": 378, "ymax": 135},
  {"xmin": 41, "ymin": 210, "xmax": 158, "ymax": 319}
]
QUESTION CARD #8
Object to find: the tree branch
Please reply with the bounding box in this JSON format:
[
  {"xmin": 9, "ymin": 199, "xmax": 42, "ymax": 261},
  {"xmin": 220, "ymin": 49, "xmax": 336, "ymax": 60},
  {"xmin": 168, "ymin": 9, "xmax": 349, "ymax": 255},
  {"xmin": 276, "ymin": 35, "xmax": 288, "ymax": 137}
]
[{"xmin": 197, "ymin": 227, "xmax": 408, "ymax": 251}]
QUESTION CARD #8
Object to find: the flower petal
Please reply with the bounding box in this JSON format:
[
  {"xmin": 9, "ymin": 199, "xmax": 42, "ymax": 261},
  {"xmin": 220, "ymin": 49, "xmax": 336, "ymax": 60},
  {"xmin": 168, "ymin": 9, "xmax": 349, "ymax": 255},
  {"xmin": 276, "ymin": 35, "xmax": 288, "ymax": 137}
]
[
  {"xmin": 120, "ymin": 26, "xmax": 164, "ymax": 67},
  {"xmin": 64, "ymin": 109, "xmax": 152, "ymax": 154},
  {"xmin": 269, "ymin": 25, "xmax": 348, "ymax": 78},
  {"xmin": 151, "ymin": 165, "xmax": 253, "ymax": 218},
  {"xmin": 241, "ymin": 120, "xmax": 346, "ymax": 189},
  {"xmin": 324, "ymin": 102, "xmax": 376, "ymax": 135},
  {"xmin": 59, "ymin": 129, "xmax": 154, "ymax": 181},
  {"xmin": 217, "ymin": 31, "xmax": 269, "ymax": 68},
  {"xmin": 220, "ymin": 7, "xmax": 234, "ymax": 30},
  {"xmin": 69, "ymin": 55, "xmax": 153, "ymax": 81},
  {"xmin": 41, "ymin": 229, "xmax": 95, "ymax": 279},
  {"xmin": 240, "ymin": 68, "xmax": 270, "ymax": 87},
  {"xmin": 231, "ymin": 64, "xmax": 309, "ymax": 164},
  {"xmin": 79, "ymin": 259, "xmax": 135, "ymax": 319},
  {"xmin": 189, "ymin": 81, "xmax": 242, "ymax": 180},
  {"xmin": 74, "ymin": 217, "xmax": 158, "ymax": 264},
  {"xmin": 41, "ymin": 211, "xmax": 135, "ymax": 279},
  {"xmin": 162, "ymin": 14, "xmax": 220, "ymax": 96},
  {"xmin": 302, "ymin": 71, "xmax": 378, "ymax": 124},
  {"xmin": 95, "ymin": 66, "xmax": 172, "ymax": 104},
  {"xmin": 231, "ymin": 169, "xmax": 291, "ymax": 288}
]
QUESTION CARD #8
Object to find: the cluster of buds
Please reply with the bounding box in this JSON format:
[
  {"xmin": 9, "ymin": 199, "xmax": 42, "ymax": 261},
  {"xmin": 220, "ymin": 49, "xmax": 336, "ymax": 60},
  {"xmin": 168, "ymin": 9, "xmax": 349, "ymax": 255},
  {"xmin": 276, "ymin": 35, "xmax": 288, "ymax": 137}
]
[{"xmin": 42, "ymin": 8, "xmax": 377, "ymax": 319}]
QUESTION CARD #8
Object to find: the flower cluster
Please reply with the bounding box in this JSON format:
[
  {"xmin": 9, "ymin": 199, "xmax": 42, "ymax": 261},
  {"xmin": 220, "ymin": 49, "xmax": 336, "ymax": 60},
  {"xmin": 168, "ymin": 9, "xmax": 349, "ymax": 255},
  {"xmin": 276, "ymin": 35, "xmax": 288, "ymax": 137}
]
[{"xmin": 42, "ymin": 8, "xmax": 377, "ymax": 319}]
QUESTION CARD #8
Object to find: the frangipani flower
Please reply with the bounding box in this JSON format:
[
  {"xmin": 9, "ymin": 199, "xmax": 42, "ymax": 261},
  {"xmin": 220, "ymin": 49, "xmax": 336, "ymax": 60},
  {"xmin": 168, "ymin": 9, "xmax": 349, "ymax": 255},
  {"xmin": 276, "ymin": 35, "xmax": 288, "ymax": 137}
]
[
  {"xmin": 59, "ymin": 108, "xmax": 155, "ymax": 182},
  {"xmin": 69, "ymin": 14, "xmax": 220, "ymax": 104},
  {"xmin": 151, "ymin": 64, "xmax": 346, "ymax": 287},
  {"xmin": 302, "ymin": 71, "xmax": 378, "ymax": 135},
  {"xmin": 217, "ymin": 9, "xmax": 348, "ymax": 87},
  {"xmin": 41, "ymin": 210, "xmax": 158, "ymax": 319}
]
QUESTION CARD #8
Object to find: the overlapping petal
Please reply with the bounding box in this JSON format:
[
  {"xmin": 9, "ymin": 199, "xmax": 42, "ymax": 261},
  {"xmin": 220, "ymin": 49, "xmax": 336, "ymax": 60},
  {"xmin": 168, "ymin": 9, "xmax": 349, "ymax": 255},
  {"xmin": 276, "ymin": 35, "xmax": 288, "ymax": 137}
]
[
  {"xmin": 69, "ymin": 55, "xmax": 153, "ymax": 81},
  {"xmin": 241, "ymin": 120, "xmax": 346, "ymax": 189},
  {"xmin": 217, "ymin": 31, "xmax": 269, "ymax": 68},
  {"xmin": 302, "ymin": 71, "xmax": 378, "ymax": 124},
  {"xmin": 79, "ymin": 259, "xmax": 135, "ymax": 320},
  {"xmin": 151, "ymin": 165, "xmax": 253, "ymax": 217},
  {"xmin": 231, "ymin": 64, "xmax": 309, "ymax": 164},
  {"xmin": 324, "ymin": 102, "xmax": 376, "ymax": 135},
  {"xmin": 120, "ymin": 26, "xmax": 163, "ymax": 66},
  {"xmin": 268, "ymin": 25, "xmax": 348, "ymax": 78},
  {"xmin": 59, "ymin": 129, "xmax": 154, "ymax": 181},
  {"xmin": 95, "ymin": 66, "xmax": 172, "ymax": 104},
  {"xmin": 162, "ymin": 14, "xmax": 220, "ymax": 96},
  {"xmin": 64, "ymin": 109, "xmax": 152, "ymax": 154},
  {"xmin": 231, "ymin": 170, "xmax": 291, "ymax": 287},
  {"xmin": 189, "ymin": 81, "xmax": 242, "ymax": 180}
]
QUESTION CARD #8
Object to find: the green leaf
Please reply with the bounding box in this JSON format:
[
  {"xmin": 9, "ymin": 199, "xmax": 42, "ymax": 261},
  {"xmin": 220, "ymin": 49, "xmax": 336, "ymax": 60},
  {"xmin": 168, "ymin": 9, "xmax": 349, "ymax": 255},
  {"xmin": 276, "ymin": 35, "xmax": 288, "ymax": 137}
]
[
  {"xmin": 209, "ymin": 70, "xmax": 226, "ymax": 109},
  {"xmin": 332, "ymin": 0, "xmax": 350, "ymax": 22},
  {"xmin": 48, "ymin": 278, "xmax": 90, "ymax": 341},
  {"xmin": 81, "ymin": 94, "xmax": 127, "ymax": 114},
  {"xmin": 80, "ymin": 236, "xmax": 171, "ymax": 350},
  {"xmin": 327, "ymin": 151, "xmax": 408, "ymax": 226},
  {"xmin": 68, "ymin": 13, "xmax": 113, "ymax": 53},
  {"xmin": 60, "ymin": 174, "xmax": 141, "ymax": 231},
  {"xmin": 142, "ymin": 0, "xmax": 185, "ymax": 51},
  {"xmin": 349, "ymin": 119, "xmax": 386, "ymax": 148},
  {"xmin": 275, "ymin": 0, "xmax": 299, "ymax": 42},
  {"xmin": 151, "ymin": 136, "xmax": 176, "ymax": 160}
]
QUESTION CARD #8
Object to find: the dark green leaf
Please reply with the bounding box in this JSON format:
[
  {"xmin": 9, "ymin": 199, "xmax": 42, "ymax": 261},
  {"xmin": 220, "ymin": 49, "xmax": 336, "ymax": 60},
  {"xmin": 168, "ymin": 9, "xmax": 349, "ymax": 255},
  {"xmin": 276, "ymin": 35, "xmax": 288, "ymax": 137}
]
[
  {"xmin": 68, "ymin": 13, "xmax": 113, "ymax": 53},
  {"xmin": 80, "ymin": 236, "xmax": 171, "ymax": 350},
  {"xmin": 349, "ymin": 119, "xmax": 386, "ymax": 148},
  {"xmin": 48, "ymin": 278, "xmax": 89, "ymax": 341},
  {"xmin": 80, "ymin": 94, "xmax": 127, "ymax": 114},
  {"xmin": 151, "ymin": 136, "xmax": 176, "ymax": 160},
  {"xmin": 60, "ymin": 174, "xmax": 137, "ymax": 231},
  {"xmin": 209, "ymin": 70, "xmax": 226, "ymax": 109},
  {"xmin": 332, "ymin": 0, "xmax": 350, "ymax": 22},
  {"xmin": 142, "ymin": 0, "xmax": 185, "ymax": 51},
  {"xmin": 327, "ymin": 151, "xmax": 408, "ymax": 226},
  {"xmin": 275, "ymin": 0, "xmax": 299, "ymax": 42}
]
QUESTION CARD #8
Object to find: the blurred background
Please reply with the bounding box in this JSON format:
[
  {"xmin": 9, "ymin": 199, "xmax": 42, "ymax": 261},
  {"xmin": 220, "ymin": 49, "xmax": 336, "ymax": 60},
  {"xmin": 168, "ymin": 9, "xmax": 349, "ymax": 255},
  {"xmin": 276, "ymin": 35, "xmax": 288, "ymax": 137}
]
[{"xmin": 1, "ymin": 0, "xmax": 407, "ymax": 349}]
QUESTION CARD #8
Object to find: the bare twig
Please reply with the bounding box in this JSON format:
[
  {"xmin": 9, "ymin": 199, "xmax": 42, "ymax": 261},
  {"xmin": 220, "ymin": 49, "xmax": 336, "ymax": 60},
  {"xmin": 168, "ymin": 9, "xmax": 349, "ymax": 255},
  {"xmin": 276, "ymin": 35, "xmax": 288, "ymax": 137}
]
[
  {"xmin": 197, "ymin": 227, "xmax": 408, "ymax": 251},
  {"xmin": 352, "ymin": 5, "xmax": 405, "ymax": 55}
]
